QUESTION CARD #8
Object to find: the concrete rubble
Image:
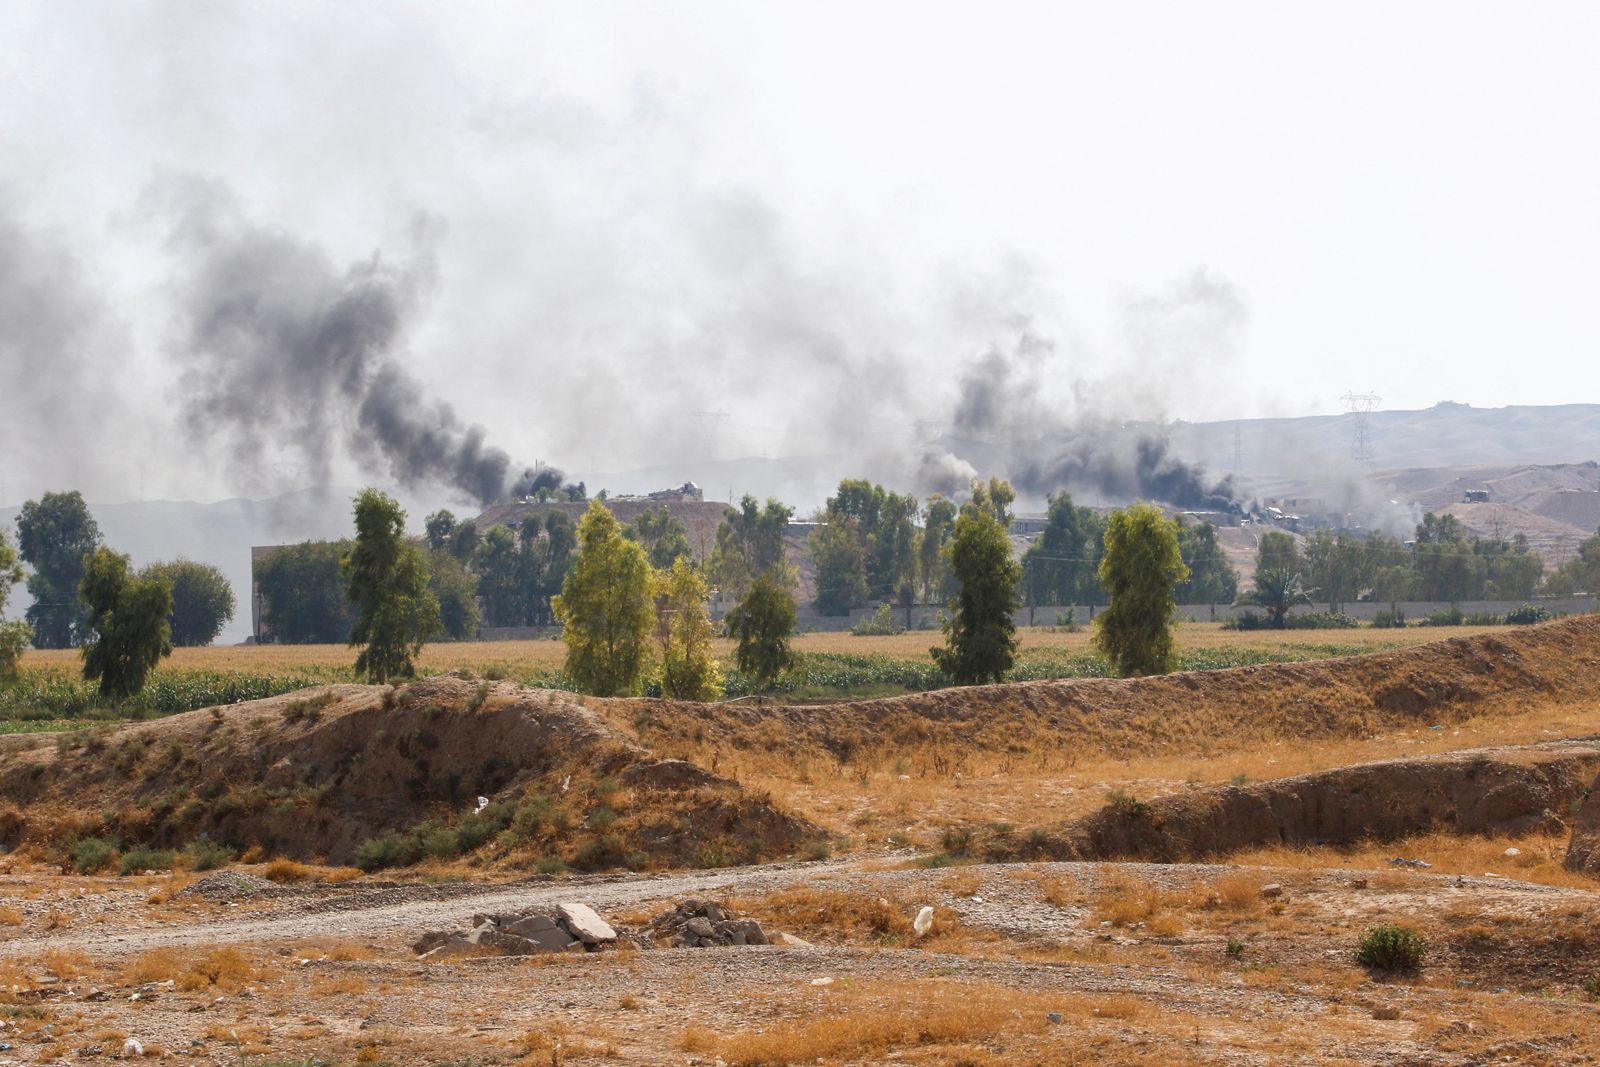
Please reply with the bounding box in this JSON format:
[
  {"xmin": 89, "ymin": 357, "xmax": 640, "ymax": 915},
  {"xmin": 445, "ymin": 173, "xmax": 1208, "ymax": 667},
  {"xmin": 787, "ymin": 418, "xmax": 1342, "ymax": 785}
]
[{"xmin": 413, "ymin": 901, "xmax": 618, "ymax": 959}]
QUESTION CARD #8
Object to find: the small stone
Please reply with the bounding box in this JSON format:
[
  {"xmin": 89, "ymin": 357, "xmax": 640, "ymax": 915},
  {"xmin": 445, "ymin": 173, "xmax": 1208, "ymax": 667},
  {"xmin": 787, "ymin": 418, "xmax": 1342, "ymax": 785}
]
[
  {"xmin": 1260, "ymin": 883, "xmax": 1284, "ymax": 898},
  {"xmin": 412, "ymin": 931, "xmax": 453, "ymax": 956},
  {"xmin": 810, "ymin": 976, "xmax": 833, "ymax": 986},
  {"xmin": 1503, "ymin": 847, "xmax": 1521, "ymax": 857},
  {"xmin": 1046, "ymin": 1012, "xmax": 1063, "ymax": 1025},
  {"xmin": 123, "ymin": 1037, "xmax": 145, "ymax": 1056},
  {"xmin": 685, "ymin": 917, "xmax": 715, "ymax": 939},
  {"xmin": 1372, "ymin": 1006, "xmax": 1400, "ymax": 1021},
  {"xmin": 773, "ymin": 932, "xmax": 814, "ymax": 949}
]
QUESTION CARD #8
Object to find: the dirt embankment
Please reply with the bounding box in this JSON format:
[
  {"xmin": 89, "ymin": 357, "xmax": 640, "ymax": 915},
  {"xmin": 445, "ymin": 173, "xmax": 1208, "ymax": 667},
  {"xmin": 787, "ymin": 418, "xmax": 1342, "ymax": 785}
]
[
  {"xmin": 1061, "ymin": 740, "xmax": 1600, "ymax": 863},
  {"xmin": 0, "ymin": 676, "xmax": 821, "ymax": 868},
  {"xmin": 610, "ymin": 616, "xmax": 1600, "ymax": 769}
]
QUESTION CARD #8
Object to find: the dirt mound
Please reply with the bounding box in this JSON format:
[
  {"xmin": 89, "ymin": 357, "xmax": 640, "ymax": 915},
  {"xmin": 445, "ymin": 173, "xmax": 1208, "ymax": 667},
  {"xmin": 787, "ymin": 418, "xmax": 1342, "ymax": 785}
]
[
  {"xmin": 1563, "ymin": 770, "xmax": 1600, "ymax": 875},
  {"xmin": 0, "ymin": 676, "xmax": 822, "ymax": 869},
  {"xmin": 612, "ymin": 617, "xmax": 1600, "ymax": 768},
  {"xmin": 1061, "ymin": 740, "xmax": 1600, "ymax": 863}
]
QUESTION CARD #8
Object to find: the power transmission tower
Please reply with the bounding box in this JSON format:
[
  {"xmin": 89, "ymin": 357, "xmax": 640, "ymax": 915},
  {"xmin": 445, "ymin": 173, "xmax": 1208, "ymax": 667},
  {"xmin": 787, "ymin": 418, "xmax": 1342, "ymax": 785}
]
[{"xmin": 1341, "ymin": 392, "xmax": 1381, "ymax": 465}]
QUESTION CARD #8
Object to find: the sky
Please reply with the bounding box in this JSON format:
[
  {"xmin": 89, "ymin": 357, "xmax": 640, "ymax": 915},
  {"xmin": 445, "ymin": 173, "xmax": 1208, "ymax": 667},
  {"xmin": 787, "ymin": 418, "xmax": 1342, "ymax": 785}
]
[{"xmin": 2, "ymin": 0, "xmax": 1598, "ymax": 510}]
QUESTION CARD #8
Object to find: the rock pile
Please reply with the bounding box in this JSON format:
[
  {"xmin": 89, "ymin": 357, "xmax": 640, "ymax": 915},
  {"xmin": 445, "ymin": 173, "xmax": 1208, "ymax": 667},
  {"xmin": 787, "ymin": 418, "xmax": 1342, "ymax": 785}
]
[
  {"xmin": 648, "ymin": 899, "xmax": 771, "ymax": 948},
  {"xmin": 414, "ymin": 902, "xmax": 617, "ymax": 959}
]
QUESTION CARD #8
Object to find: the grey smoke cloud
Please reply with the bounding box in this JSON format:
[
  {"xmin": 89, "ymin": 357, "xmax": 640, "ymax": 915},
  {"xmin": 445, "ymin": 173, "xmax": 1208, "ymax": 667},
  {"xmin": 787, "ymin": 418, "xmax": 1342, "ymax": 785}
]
[
  {"xmin": 919, "ymin": 269, "xmax": 1247, "ymax": 510},
  {"xmin": 157, "ymin": 179, "xmax": 527, "ymax": 506}
]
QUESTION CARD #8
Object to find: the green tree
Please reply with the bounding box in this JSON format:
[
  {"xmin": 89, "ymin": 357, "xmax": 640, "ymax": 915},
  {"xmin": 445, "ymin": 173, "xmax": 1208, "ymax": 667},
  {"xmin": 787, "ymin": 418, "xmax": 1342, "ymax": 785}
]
[
  {"xmin": 140, "ymin": 560, "xmax": 236, "ymax": 647},
  {"xmin": 967, "ymin": 476, "xmax": 1017, "ymax": 526},
  {"xmin": 1479, "ymin": 533, "xmax": 1543, "ymax": 600},
  {"xmin": 552, "ymin": 501, "xmax": 655, "ymax": 696},
  {"xmin": 1093, "ymin": 503, "xmax": 1189, "ymax": 677},
  {"xmin": 254, "ymin": 541, "xmax": 356, "ymax": 643},
  {"xmin": 1175, "ymin": 518, "xmax": 1239, "ymax": 609},
  {"xmin": 0, "ymin": 529, "xmax": 32, "ymax": 684},
  {"xmin": 448, "ymin": 519, "xmax": 479, "ymax": 561},
  {"xmin": 626, "ymin": 507, "xmax": 692, "ymax": 569},
  {"xmin": 809, "ymin": 514, "xmax": 868, "ymax": 616},
  {"xmin": 707, "ymin": 496, "xmax": 793, "ymax": 600},
  {"xmin": 724, "ymin": 574, "xmax": 796, "ymax": 691},
  {"xmin": 473, "ymin": 525, "xmax": 524, "ymax": 627},
  {"xmin": 1239, "ymin": 566, "xmax": 1314, "ymax": 629},
  {"xmin": 931, "ymin": 506, "xmax": 1020, "ymax": 685},
  {"xmin": 424, "ymin": 509, "xmax": 456, "ymax": 552},
  {"xmin": 653, "ymin": 557, "xmax": 722, "ymax": 701},
  {"xmin": 533, "ymin": 511, "xmax": 578, "ymax": 625},
  {"xmin": 1255, "ymin": 529, "xmax": 1301, "ymax": 576},
  {"xmin": 919, "ymin": 494, "xmax": 958, "ymax": 603},
  {"xmin": 1302, "ymin": 530, "xmax": 1369, "ymax": 612},
  {"xmin": 79, "ymin": 547, "xmax": 173, "ymax": 699},
  {"xmin": 1022, "ymin": 492, "xmax": 1107, "ymax": 615},
  {"xmin": 427, "ymin": 549, "xmax": 480, "ymax": 640},
  {"xmin": 16, "ymin": 490, "xmax": 102, "ymax": 648},
  {"xmin": 1542, "ymin": 528, "xmax": 1600, "ymax": 597},
  {"xmin": 344, "ymin": 489, "xmax": 441, "ymax": 683}
]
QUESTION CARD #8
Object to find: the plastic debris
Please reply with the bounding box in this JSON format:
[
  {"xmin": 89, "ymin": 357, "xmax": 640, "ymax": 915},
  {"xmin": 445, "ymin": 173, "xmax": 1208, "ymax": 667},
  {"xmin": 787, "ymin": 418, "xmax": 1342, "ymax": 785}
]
[
  {"xmin": 913, "ymin": 906, "xmax": 934, "ymax": 937},
  {"xmin": 810, "ymin": 976, "xmax": 833, "ymax": 987},
  {"xmin": 1046, "ymin": 1012, "xmax": 1064, "ymax": 1025},
  {"xmin": 475, "ymin": 796, "xmax": 489, "ymax": 814},
  {"xmin": 1503, "ymin": 847, "xmax": 1520, "ymax": 857},
  {"xmin": 123, "ymin": 1038, "xmax": 144, "ymax": 1056},
  {"xmin": 1387, "ymin": 857, "xmax": 1431, "ymax": 868}
]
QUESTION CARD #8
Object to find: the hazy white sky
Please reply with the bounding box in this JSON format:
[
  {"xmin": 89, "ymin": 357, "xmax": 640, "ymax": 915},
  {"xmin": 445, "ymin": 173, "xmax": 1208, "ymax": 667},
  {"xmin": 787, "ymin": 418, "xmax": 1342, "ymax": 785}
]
[{"xmin": 2, "ymin": 0, "xmax": 1597, "ymax": 503}]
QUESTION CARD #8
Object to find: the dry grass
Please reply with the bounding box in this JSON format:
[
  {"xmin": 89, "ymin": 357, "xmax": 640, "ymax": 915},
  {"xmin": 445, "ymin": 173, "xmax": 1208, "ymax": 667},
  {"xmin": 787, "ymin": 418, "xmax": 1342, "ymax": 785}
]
[
  {"xmin": 16, "ymin": 621, "xmax": 1477, "ymax": 676},
  {"xmin": 1229, "ymin": 829, "xmax": 1597, "ymax": 888},
  {"xmin": 705, "ymin": 980, "xmax": 1057, "ymax": 1065},
  {"xmin": 122, "ymin": 946, "xmax": 266, "ymax": 993},
  {"xmin": 726, "ymin": 886, "xmax": 982, "ymax": 949},
  {"xmin": 0, "ymin": 905, "xmax": 23, "ymax": 925}
]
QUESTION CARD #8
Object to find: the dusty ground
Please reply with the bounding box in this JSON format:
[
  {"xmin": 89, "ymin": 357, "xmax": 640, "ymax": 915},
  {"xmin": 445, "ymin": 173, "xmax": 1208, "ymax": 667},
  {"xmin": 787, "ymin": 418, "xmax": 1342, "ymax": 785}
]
[
  {"xmin": 5, "ymin": 620, "xmax": 1600, "ymax": 1064},
  {"xmin": 1, "ymin": 854, "xmax": 1598, "ymax": 1065}
]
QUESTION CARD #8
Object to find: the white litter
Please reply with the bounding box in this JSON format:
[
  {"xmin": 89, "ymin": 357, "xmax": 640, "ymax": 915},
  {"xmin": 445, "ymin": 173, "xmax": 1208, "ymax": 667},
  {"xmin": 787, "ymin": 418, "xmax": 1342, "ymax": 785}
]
[
  {"xmin": 913, "ymin": 906, "xmax": 934, "ymax": 937},
  {"xmin": 475, "ymin": 796, "xmax": 489, "ymax": 814}
]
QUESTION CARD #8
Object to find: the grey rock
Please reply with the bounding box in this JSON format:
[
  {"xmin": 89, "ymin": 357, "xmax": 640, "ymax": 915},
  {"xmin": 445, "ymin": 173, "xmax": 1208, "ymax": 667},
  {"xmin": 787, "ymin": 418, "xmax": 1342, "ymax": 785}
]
[
  {"xmin": 723, "ymin": 919, "xmax": 768, "ymax": 946},
  {"xmin": 524, "ymin": 927, "xmax": 578, "ymax": 953},
  {"xmin": 505, "ymin": 914, "xmax": 561, "ymax": 936},
  {"xmin": 412, "ymin": 931, "xmax": 453, "ymax": 956},
  {"xmin": 685, "ymin": 917, "xmax": 715, "ymax": 938}
]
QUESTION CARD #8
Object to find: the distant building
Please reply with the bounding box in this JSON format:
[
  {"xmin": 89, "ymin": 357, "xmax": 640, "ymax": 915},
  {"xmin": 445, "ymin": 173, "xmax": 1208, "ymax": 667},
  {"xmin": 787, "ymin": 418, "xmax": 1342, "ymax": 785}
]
[{"xmin": 1463, "ymin": 489, "xmax": 1491, "ymax": 503}]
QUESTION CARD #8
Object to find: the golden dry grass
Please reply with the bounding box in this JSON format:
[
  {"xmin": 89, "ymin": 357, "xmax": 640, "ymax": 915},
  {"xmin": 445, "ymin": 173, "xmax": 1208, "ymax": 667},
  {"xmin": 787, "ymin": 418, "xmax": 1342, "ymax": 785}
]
[
  {"xmin": 1230, "ymin": 828, "xmax": 1596, "ymax": 888},
  {"xmin": 15, "ymin": 620, "xmax": 1485, "ymax": 675}
]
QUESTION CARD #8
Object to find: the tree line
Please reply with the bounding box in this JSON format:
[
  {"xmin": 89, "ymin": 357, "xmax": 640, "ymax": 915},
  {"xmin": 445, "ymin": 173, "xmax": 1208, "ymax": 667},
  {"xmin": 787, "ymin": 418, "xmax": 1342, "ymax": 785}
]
[{"xmin": 0, "ymin": 490, "xmax": 237, "ymax": 695}]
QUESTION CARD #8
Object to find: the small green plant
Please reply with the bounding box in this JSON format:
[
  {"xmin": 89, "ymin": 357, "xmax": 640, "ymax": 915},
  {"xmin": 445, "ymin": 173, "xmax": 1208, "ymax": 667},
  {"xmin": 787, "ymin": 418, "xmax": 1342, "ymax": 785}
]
[
  {"xmin": 1422, "ymin": 607, "xmax": 1464, "ymax": 627},
  {"xmin": 1355, "ymin": 924, "xmax": 1427, "ymax": 973},
  {"xmin": 117, "ymin": 844, "xmax": 177, "ymax": 875},
  {"xmin": 1371, "ymin": 608, "xmax": 1406, "ymax": 629},
  {"xmin": 1505, "ymin": 604, "xmax": 1553, "ymax": 626},
  {"xmin": 803, "ymin": 838, "xmax": 833, "ymax": 861},
  {"xmin": 850, "ymin": 603, "xmax": 905, "ymax": 637},
  {"xmin": 354, "ymin": 831, "xmax": 422, "ymax": 872},
  {"xmin": 1225, "ymin": 938, "xmax": 1246, "ymax": 959},
  {"xmin": 1583, "ymin": 975, "xmax": 1600, "ymax": 1002},
  {"xmin": 940, "ymin": 825, "xmax": 974, "ymax": 855},
  {"xmin": 467, "ymin": 681, "xmax": 491, "ymax": 712},
  {"xmin": 185, "ymin": 837, "xmax": 235, "ymax": 872},
  {"xmin": 1106, "ymin": 789, "xmax": 1150, "ymax": 819},
  {"xmin": 1230, "ymin": 773, "xmax": 1250, "ymax": 786},
  {"xmin": 535, "ymin": 856, "xmax": 568, "ymax": 876},
  {"xmin": 72, "ymin": 837, "xmax": 118, "ymax": 874}
]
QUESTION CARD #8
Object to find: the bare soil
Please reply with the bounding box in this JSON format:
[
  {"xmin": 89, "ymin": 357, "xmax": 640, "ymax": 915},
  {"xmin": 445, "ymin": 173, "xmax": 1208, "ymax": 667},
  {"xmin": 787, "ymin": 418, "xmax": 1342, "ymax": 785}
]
[{"xmin": 3, "ymin": 620, "xmax": 1600, "ymax": 1063}]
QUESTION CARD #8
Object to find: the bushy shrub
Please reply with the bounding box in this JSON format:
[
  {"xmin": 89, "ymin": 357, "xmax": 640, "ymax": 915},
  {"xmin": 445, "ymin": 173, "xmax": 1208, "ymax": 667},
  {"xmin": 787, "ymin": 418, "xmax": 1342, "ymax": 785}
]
[
  {"xmin": 1505, "ymin": 604, "xmax": 1553, "ymax": 626},
  {"xmin": 1464, "ymin": 611, "xmax": 1502, "ymax": 625},
  {"xmin": 1371, "ymin": 609, "xmax": 1406, "ymax": 629},
  {"xmin": 1292, "ymin": 611, "xmax": 1359, "ymax": 629},
  {"xmin": 1355, "ymin": 924, "xmax": 1427, "ymax": 972},
  {"xmin": 185, "ymin": 837, "xmax": 234, "ymax": 871},
  {"xmin": 354, "ymin": 831, "xmax": 422, "ymax": 872},
  {"xmin": 117, "ymin": 844, "xmax": 176, "ymax": 875},
  {"xmin": 1422, "ymin": 607, "xmax": 1464, "ymax": 627},
  {"xmin": 72, "ymin": 836, "xmax": 118, "ymax": 873},
  {"xmin": 850, "ymin": 603, "xmax": 904, "ymax": 637}
]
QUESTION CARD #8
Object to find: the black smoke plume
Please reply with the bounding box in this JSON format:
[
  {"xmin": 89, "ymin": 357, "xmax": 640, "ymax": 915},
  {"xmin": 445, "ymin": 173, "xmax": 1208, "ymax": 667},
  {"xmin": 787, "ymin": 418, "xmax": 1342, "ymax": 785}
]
[
  {"xmin": 509, "ymin": 464, "xmax": 567, "ymax": 498},
  {"xmin": 160, "ymin": 180, "xmax": 530, "ymax": 505}
]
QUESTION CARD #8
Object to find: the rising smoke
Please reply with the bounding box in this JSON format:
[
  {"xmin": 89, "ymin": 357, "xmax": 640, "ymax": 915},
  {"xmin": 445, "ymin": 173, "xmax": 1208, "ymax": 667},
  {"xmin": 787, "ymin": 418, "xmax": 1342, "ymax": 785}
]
[
  {"xmin": 158, "ymin": 179, "xmax": 538, "ymax": 506},
  {"xmin": 917, "ymin": 269, "xmax": 1246, "ymax": 510}
]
